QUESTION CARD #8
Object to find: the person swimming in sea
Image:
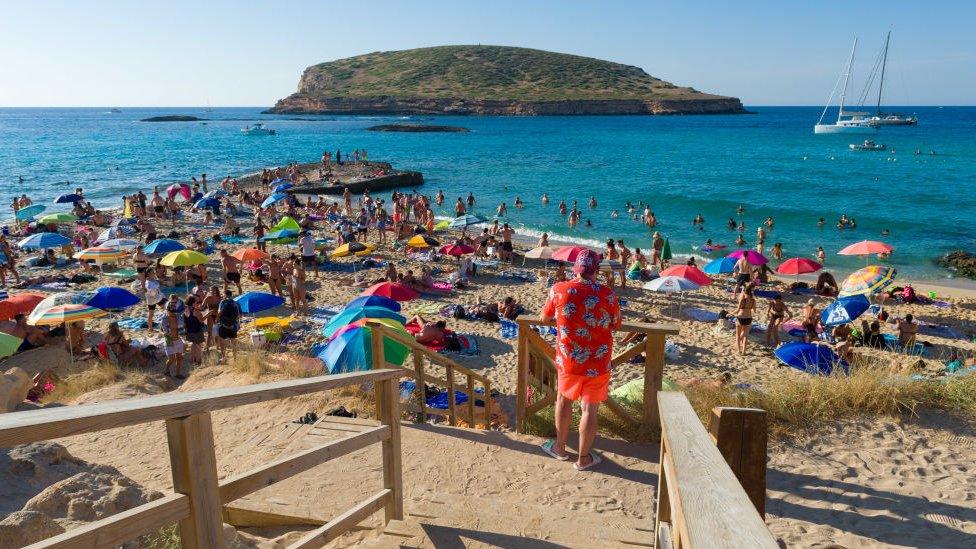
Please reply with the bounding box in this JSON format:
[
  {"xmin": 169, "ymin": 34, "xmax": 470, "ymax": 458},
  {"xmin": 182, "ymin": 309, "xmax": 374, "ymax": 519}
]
[
  {"xmin": 881, "ymin": 228, "xmax": 891, "ymax": 236},
  {"xmin": 610, "ymin": 210, "xmax": 619, "ymax": 218},
  {"xmin": 541, "ymin": 193, "xmax": 549, "ymax": 205},
  {"xmin": 735, "ymin": 234, "xmax": 746, "ymax": 247},
  {"xmin": 727, "ymin": 218, "xmax": 736, "ymax": 231},
  {"xmin": 558, "ymin": 200, "xmax": 567, "ymax": 215},
  {"xmin": 584, "ymin": 219, "xmax": 592, "ymax": 228},
  {"xmin": 817, "ymin": 217, "xmax": 825, "ymax": 228}
]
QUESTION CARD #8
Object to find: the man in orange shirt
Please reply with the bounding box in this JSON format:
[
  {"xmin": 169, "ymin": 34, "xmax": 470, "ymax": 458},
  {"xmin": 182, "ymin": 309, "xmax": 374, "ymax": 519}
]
[{"xmin": 540, "ymin": 249, "xmax": 621, "ymax": 470}]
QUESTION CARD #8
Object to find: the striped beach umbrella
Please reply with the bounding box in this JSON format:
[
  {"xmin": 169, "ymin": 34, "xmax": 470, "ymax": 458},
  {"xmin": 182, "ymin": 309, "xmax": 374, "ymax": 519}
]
[
  {"xmin": 74, "ymin": 246, "xmax": 127, "ymax": 264},
  {"xmin": 28, "ymin": 302, "xmax": 106, "ymax": 326},
  {"xmin": 839, "ymin": 265, "xmax": 897, "ymax": 297},
  {"xmin": 17, "ymin": 232, "xmax": 71, "ymax": 250}
]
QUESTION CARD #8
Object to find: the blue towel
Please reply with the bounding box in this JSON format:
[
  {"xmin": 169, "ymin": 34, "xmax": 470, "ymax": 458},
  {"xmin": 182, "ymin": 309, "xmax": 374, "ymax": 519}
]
[
  {"xmin": 499, "ymin": 319, "xmax": 519, "ymax": 340},
  {"xmin": 400, "ymin": 380, "xmax": 485, "ymax": 410},
  {"xmin": 535, "ymin": 325, "xmax": 557, "ymax": 336},
  {"xmin": 753, "ymin": 289, "xmax": 779, "ymax": 299}
]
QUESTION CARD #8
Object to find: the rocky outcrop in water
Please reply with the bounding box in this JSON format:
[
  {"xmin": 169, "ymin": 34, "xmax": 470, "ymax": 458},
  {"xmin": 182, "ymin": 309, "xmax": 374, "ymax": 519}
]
[
  {"xmin": 141, "ymin": 115, "xmax": 206, "ymax": 122},
  {"xmin": 938, "ymin": 251, "xmax": 976, "ymax": 279}
]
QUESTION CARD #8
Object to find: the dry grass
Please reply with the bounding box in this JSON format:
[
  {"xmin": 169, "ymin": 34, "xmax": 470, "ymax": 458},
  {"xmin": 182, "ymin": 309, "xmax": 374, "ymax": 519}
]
[{"xmin": 42, "ymin": 360, "xmax": 154, "ymax": 404}]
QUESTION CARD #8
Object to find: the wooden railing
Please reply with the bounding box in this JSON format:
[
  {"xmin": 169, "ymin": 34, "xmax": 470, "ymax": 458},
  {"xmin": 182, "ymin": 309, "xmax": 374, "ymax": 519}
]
[
  {"xmin": 655, "ymin": 392, "xmax": 777, "ymax": 548},
  {"xmin": 366, "ymin": 321, "xmax": 492, "ymax": 429},
  {"xmin": 0, "ymin": 369, "xmax": 405, "ymax": 549},
  {"xmin": 514, "ymin": 315, "xmax": 679, "ymax": 432}
]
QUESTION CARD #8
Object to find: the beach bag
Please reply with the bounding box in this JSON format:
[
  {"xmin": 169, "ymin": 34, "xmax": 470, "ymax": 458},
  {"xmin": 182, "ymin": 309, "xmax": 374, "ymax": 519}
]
[{"xmin": 217, "ymin": 299, "xmax": 240, "ymax": 330}]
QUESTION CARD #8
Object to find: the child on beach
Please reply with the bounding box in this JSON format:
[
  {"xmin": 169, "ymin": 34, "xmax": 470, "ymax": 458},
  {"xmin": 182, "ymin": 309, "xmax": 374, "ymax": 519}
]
[{"xmin": 163, "ymin": 310, "xmax": 186, "ymax": 379}]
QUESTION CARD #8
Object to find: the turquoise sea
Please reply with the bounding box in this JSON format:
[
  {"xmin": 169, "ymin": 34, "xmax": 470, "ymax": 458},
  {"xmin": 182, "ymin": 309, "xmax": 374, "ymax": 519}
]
[{"xmin": 1, "ymin": 107, "xmax": 974, "ymax": 279}]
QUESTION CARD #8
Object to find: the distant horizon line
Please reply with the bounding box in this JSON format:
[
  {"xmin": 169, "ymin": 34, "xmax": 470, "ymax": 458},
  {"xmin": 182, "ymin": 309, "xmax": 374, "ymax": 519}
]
[{"xmin": 1, "ymin": 104, "xmax": 973, "ymax": 109}]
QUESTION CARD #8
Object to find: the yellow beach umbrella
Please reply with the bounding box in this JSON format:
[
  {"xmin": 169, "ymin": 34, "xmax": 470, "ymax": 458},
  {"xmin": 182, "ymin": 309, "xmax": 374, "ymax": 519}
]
[
  {"xmin": 406, "ymin": 235, "xmax": 439, "ymax": 248},
  {"xmin": 74, "ymin": 246, "xmax": 127, "ymax": 264},
  {"xmin": 331, "ymin": 242, "xmax": 376, "ymax": 258},
  {"xmin": 160, "ymin": 249, "xmax": 210, "ymax": 267}
]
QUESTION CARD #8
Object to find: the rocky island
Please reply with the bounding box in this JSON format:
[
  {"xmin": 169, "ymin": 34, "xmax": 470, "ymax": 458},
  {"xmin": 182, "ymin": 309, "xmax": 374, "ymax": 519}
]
[
  {"xmin": 266, "ymin": 45, "xmax": 746, "ymax": 116},
  {"xmin": 367, "ymin": 124, "xmax": 469, "ymax": 133},
  {"xmin": 140, "ymin": 115, "xmax": 206, "ymax": 122}
]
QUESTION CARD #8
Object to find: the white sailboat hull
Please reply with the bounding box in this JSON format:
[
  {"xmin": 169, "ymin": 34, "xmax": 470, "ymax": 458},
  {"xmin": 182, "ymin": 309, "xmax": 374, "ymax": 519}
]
[{"xmin": 814, "ymin": 123, "xmax": 877, "ymax": 134}]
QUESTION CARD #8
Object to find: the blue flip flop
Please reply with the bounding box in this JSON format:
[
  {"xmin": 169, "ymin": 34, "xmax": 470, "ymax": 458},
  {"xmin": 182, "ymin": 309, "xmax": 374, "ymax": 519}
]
[{"xmin": 574, "ymin": 450, "xmax": 603, "ymax": 471}]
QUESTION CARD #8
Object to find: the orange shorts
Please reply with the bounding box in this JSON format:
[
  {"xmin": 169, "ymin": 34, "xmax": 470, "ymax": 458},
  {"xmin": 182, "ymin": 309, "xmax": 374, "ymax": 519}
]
[{"xmin": 557, "ymin": 371, "xmax": 610, "ymax": 404}]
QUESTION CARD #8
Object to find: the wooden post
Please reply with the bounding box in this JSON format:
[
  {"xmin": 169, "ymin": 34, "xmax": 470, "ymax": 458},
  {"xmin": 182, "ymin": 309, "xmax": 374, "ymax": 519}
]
[
  {"xmin": 413, "ymin": 353, "xmax": 426, "ymax": 424},
  {"xmin": 515, "ymin": 325, "xmax": 528, "ymax": 432},
  {"xmin": 654, "ymin": 440, "xmax": 672, "ymax": 544},
  {"xmin": 446, "ymin": 365, "xmax": 457, "ymax": 427},
  {"xmin": 708, "ymin": 407, "xmax": 768, "ymax": 517},
  {"xmin": 377, "ymin": 378, "xmax": 404, "ymax": 522},
  {"xmin": 467, "ymin": 376, "xmax": 476, "ymax": 427},
  {"xmin": 483, "ymin": 381, "xmax": 492, "ymax": 430},
  {"xmin": 643, "ymin": 333, "xmax": 665, "ymax": 429},
  {"xmin": 166, "ymin": 412, "xmax": 226, "ymax": 549}
]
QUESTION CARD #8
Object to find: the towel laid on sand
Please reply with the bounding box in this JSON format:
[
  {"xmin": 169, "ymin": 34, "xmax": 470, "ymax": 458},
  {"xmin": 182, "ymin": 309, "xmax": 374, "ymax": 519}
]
[
  {"xmin": 498, "ymin": 269, "xmax": 537, "ymax": 282},
  {"xmin": 399, "ymin": 380, "xmax": 485, "ymax": 410},
  {"xmin": 684, "ymin": 307, "xmax": 720, "ymax": 322},
  {"xmin": 499, "ymin": 319, "xmax": 519, "ymax": 340}
]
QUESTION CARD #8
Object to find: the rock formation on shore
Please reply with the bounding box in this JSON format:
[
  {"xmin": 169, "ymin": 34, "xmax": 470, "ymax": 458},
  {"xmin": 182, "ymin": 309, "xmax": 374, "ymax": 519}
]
[
  {"xmin": 939, "ymin": 251, "xmax": 976, "ymax": 280},
  {"xmin": 266, "ymin": 45, "xmax": 746, "ymax": 116}
]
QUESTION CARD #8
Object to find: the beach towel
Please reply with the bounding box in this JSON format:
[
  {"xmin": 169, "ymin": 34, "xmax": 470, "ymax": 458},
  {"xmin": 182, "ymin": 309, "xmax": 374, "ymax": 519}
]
[
  {"xmin": 684, "ymin": 307, "xmax": 719, "ymax": 322},
  {"xmin": 104, "ymin": 268, "xmax": 137, "ymax": 279},
  {"xmin": 307, "ymin": 306, "xmax": 342, "ymax": 325},
  {"xmin": 445, "ymin": 334, "xmax": 479, "ymax": 356},
  {"xmin": 32, "ymin": 282, "xmax": 70, "ymax": 291},
  {"xmin": 918, "ymin": 323, "xmax": 965, "ymax": 340},
  {"xmin": 473, "ymin": 259, "xmax": 499, "ymax": 269},
  {"xmin": 399, "ymin": 380, "xmax": 485, "ymax": 410},
  {"xmin": 117, "ymin": 313, "xmax": 163, "ymax": 330},
  {"xmin": 499, "ymin": 319, "xmax": 519, "ymax": 340},
  {"xmin": 753, "ymin": 289, "xmax": 780, "ymax": 299},
  {"xmin": 406, "ymin": 302, "xmax": 442, "ymax": 316},
  {"xmin": 498, "ymin": 269, "xmax": 537, "ymax": 282},
  {"xmin": 882, "ymin": 333, "xmax": 927, "ymax": 356}
]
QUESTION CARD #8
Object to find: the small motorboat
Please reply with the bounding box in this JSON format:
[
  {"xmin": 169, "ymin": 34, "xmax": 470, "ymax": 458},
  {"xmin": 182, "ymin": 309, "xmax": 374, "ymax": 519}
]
[
  {"xmin": 849, "ymin": 140, "xmax": 886, "ymax": 151},
  {"xmin": 241, "ymin": 123, "xmax": 276, "ymax": 136}
]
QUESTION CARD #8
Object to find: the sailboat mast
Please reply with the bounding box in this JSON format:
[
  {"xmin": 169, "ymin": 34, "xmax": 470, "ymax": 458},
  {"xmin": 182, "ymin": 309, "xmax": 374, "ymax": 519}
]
[
  {"xmin": 876, "ymin": 30, "xmax": 890, "ymax": 116},
  {"xmin": 837, "ymin": 37, "xmax": 857, "ymax": 123}
]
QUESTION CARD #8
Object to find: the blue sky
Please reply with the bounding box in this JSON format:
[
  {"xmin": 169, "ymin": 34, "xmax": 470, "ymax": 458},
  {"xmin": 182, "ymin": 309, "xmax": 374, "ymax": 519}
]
[{"xmin": 1, "ymin": 0, "xmax": 972, "ymax": 106}]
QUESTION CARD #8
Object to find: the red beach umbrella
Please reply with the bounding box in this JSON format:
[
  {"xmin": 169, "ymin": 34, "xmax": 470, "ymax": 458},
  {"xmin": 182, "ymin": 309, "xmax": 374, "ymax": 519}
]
[
  {"xmin": 777, "ymin": 258, "xmax": 822, "ymax": 276},
  {"xmin": 726, "ymin": 249, "xmax": 768, "ymax": 265},
  {"xmin": 439, "ymin": 243, "xmax": 475, "ymax": 257},
  {"xmin": 838, "ymin": 240, "xmax": 894, "ymax": 256},
  {"xmin": 231, "ymin": 247, "xmax": 269, "ymax": 262},
  {"xmin": 166, "ymin": 183, "xmax": 191, "ymax": 201},
  {"xmin": 361, "ymin": 282, "xmax": 420, "ymax": 302},
  {"xmin": 551, "ymin": 246, "xmax": 599, "ymax": 263},
  {"xmin": 0, "ymin": 293, "xmax": 46, "ymax": 321},
  {"xmin": 659, "ymin": 265, "xmax": 712, "ymax": 286}
]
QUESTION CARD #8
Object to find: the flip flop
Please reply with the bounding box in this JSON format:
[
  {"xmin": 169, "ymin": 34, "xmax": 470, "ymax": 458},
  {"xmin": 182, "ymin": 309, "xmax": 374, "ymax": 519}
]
[
  {"xmin": 540, "ymin": 439, "xmax": 570, "ymax": 461},
  {"xmin": 574, "ymin": 451, "xmax": 603, "ymax": 471}
]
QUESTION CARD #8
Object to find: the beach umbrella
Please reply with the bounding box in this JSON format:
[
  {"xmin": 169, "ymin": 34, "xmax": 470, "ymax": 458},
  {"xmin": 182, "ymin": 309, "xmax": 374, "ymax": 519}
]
[
  {"xmin": 234, "ymin": 292, "xmax": 286, "ymax": 314},
  {"xmin": 272, "ymin": 216, "xmax": 301, "ymax": 232},
  {"xmin": 643, "ymin": 276, "xmax": 700, "ymax": 293},
  {"xmin": 524, "ymin": 246, "xmax": 554, "ymax": 260},
  {"xmin": 194, "ymin": 197, "xmax": 220, "ymax": 210},
  {"xmin": 53, "ymin": 193, "xmax": 82, "ymax": 204},
  {"xmin": 28, "ymin": 303, "xmax": 107, "ymax": 369},
  {"xmin": 361, "ymin": 282, "xmax": 420, "ymax": 302},
  {"xmin": 0, "ymin": 332, "xmax": 23, "ymax": 358},
  {"xmin": 85, "ymin": 287, "xmax": 141, "ymax": 310},
  {"xmin": 166, "ymin": 183, "xmax": 191, "ymax": 200},
  {"xmin": 344, "ymin": 295, "xmax": 401, "ymax": 313},
  {"xmin": 777, "ymin": 257, "xmax": 822, "ymax": 276},
  {"xmin": 406, "ymin": 235, "xmax": 439, "ymax": 248},
  {"xmin": 160, "ymin": 249, "xmax": 209, "ymax": 268},
  {"xmin": 840, "ymin": 265, "xmax": 897, "ymax": 297},
  {"xmin": 702, "ymin": 256, "xmax": 737, "ymax": 275},
  {"xmin": 433, "ymin": 220, "xmax": 451, "ymax": 231},
  {"xmin": 261, "ymin": 192, "xmax": 288, "ymax": 208},
  {"xmin": 774, "ymin": 342, "xmax": 848, "ymax": 375},
  {"xmin": 100, "ymin": 238, "xmax": 140, "ymax": 249},
  {"xmin": 272, "ymin": 182, "xmax": 294, "ymax": 193},
  {"xmin": 448, "ymin": 214, "xmax": 488, "ymax": 228},
  {"xmin": 439, "ymin": 243, "xmax": 475, "ymax": 256},
  {"xmin": 838, "ymin": 240, "xmax": 894, "ymax": 257},
  {"xmin": 14, "ymin": 204, "xmax": 45, "ymax": 221},
  {"xmin": 17, "ymin": 232, "xmax": 71, "ymax": 250},
  {"xmin": 94, "ymin": 227, "xmax": 122, "ymax": 243},
  {"xmin": 659, "ymin": 265, "xmax": 712, "ymax": 286},
  {"xmin": 270, "ymin": 178, "xmax": 288, "ymax": 186},
  {"xmin": 231, "ymin": 248, "xmax": 269, "ymax": 262},
  {"xmin": 820, "ymin": 294, "xmax": 871, "ymax": 327},
  {"xmin": 322, "ymin": 306, "xmax": 407, "ymax": 338},
  {"xmin": 0, "ymin": 293, "xmax": 45, "ymax": 321},
  {"xmin": 551, "ymin": 245, "xmax": 597, "ymax": 263},
  {"xmin": 331, "ymin": 242, "xmax": 376, "ymax": 258},
  {"xmin": 203, "ymin": 189, "xmax": 227, "ymax": 199},
  {"xmin": 661, "ymin": 238, "xmax": 673, "ymax": 262},
  {"xmin": 144, "ymin": 238, "xmax": 185, "ymax": 255},
  {"xmin": 74, "ymin": 246, "xmax": 127, "ymax": 264},
  {"xmin": 29, "ymin": 292, "xmax": 96, "ymax": 321},
  {"xmin": 261, "ymin": 229, "xmax": 300, "ymax": 242},
  {"xmin": 317, "ymin": 324, "xmax": 410, "ymax": 374},
  {"xmin": 37, "ymin": 212, "xmax": 78, "ymax": 225},
  {"xmin": 727, "ymin": 249, "xmax": 768, "ymax": 265}
]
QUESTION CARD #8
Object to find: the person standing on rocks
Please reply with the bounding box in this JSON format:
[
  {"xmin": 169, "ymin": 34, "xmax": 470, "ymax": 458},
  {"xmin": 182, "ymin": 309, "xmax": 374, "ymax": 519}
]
[{"xmin": 539, "ymin": 249, "xmax": 621, "ymax": 471}]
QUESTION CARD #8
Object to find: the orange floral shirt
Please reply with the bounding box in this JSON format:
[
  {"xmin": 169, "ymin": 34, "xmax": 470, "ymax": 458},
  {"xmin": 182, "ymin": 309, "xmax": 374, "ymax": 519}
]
[{"xmin": 542, "ymin": 279, "xmax": 622, "ymax": 377}]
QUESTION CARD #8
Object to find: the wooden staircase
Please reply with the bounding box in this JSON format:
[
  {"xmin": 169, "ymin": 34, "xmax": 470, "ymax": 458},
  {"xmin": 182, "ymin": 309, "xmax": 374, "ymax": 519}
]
[{"xmin": 355, "ymin": 491, "xmax": 655, "ymax": 548}]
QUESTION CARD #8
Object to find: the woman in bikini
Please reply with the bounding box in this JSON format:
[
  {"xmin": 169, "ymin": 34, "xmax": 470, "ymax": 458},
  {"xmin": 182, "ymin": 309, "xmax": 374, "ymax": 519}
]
[
  {"xmin": 734, "ymin": 286, "xmax": 756, "ymax": 355},
  {"xmin": 104, "ymin": 322, "xmax": 146, "ymax": 366},
  {"xmin": 765, "ymin": 294, "xmax": 791, "ymax": 347}
]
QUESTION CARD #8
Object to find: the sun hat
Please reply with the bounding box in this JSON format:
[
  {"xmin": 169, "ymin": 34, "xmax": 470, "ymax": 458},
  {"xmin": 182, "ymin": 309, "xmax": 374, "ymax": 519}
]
[{"xmin": 573, "ymin": 249, "xmax": 600, "ymax": 278}]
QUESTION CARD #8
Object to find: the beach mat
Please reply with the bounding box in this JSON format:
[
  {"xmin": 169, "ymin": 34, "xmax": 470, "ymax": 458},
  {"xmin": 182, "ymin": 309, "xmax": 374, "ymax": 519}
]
[{"xmin": 684, "ymin": 307, "xmax": 719, "ymax": 322}]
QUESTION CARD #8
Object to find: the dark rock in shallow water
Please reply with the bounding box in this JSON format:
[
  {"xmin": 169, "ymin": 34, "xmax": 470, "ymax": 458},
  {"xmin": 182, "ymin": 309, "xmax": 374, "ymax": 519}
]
[
  {"xmin": 367, "ymin": 124, "xmax": 469, "ymax": 133},
  {"xmin": 141, "ymin": 115, "xmax": 206, "ymax": 122},
  {"xmin": 938, "ymin": 251, "xmax": 976, "ymax": 279}
]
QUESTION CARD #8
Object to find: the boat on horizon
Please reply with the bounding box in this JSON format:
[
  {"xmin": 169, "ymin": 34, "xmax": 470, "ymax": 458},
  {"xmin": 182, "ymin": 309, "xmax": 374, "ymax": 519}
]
[
  {"xmin": 814, "ymin": 38, "xmax": 877, "ymax": 135},
  {"xmin": 241, "ymin": 123, "xmax": 276, "ymax": 136}
]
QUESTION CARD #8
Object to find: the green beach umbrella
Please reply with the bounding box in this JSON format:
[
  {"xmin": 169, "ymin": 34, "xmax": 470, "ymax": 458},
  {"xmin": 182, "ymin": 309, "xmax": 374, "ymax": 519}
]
[
  {"xmin": 0, "ymin": 332, "xmax": 23, "ymax": 358},
  {"xmin": 37, "ymin": 212, "xmax": 78, "ymax": 224},
  {"xmin": 272, "ymin": 216, "xmax": 301, "ymax": 232},
  {"xmin": 661, "ymin": 238, "xmax": 673, "ymax": 262}
]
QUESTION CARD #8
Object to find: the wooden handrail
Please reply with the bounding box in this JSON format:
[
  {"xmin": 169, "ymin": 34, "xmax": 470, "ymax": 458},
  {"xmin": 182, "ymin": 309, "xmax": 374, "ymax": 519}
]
[
  {"xmin": 0, "ymin": 369, "xmax": 404, "ymax": 448},
  {"xmin": 655, "ymin": 392, "xmax": 777, "ymax": 548},
  {"xmin": 515, "ymin": 314, "xmax": 681, "ymax": 335}
]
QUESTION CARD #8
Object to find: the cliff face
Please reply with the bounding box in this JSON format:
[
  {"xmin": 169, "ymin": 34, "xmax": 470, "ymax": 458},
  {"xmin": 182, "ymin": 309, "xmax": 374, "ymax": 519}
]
[
  {"xmin": 267, "ymin": 94, "xmax": 745, "ymax": 115},
  {"xmin": 265, "ymin": 45, "xmax": 746, "ymax": 116}
]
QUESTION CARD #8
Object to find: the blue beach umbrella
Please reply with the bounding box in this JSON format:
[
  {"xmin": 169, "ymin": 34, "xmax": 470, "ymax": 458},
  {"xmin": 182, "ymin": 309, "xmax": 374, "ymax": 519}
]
[
  {"xmin": 14, "ymin": 204, "xmax": 46, "ymax": 221},
  {"xmin": 448, "ymin": 214, "xmax": 488, "ymax": 228},
  {"xmin": 344, "ymin": 295, "xmax": 402, "ymax": 312},
  {"xmin": 234, "ymin": 291, "xmax": 286, "ymax": 314},
  {"xmin": 143, "ymin": 238, "xmax": 185, "ymax": 255},
  {"xmin": 261, "ymin": 229, "xmax": 300, "ymax": 242},
  {"xmin": 774, "ymin": 342, "xmax": 848, "ymax": 375},
  {"xmin": 261, "ymin": 192, "xmax": 288, "ymax": 208},
  {"xmin": 17, "ymin": 232, "xmax": 71, "ymax": 250},
  {"xmin": 273, "ymin": 182, "xmax": 294, "ymax": 193},
  {"xmin": 54, "ymin": 193, "xmax": 82, "ymax": 204},
  {"xmin": 85, "ymin": 287, "xmax": 141, "ymax": 310},
  {"xmin": 702, "ymin": 256, "xmax": 737, "ymax": 275},
  {"xmin": 269, "ymin": 178, "xmax": 288, "ymax": 186},
  {"xmin": 322, "ymin": 306, "xmax": 407, "ymax": 338},
  {"xmin": 316, "ymin": 325, "xmax": 410, "ymax": 374},
  {"xmin": 195, "ymin": 197, "xmax": 220, "ymax": 209},
  {"xmin": 820, "ymin": 294, "xmax": 871, "ymax": 327}
]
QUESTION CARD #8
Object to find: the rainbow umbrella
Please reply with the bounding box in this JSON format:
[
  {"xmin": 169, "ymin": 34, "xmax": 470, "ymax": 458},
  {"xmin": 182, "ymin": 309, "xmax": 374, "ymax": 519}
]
[
  {"xmin": 0, "ymin": 332, "xmax": 23, "ymax": 358},
  {"xmin": 840, "ymin": 265, "xmax": 897, "ymax": 297},
  {"xmin": 28, "ymin": 303, "xmax": 107, "ymax": 368},
  {"xmin": 14, "ymin": 204, "xmax": 45, "ymax": 221},
  {"xmin": 317, "ymin": 324, "xmax": 410, "ymax": 374},
  {"xmin": 160, "ymin": 249, "xmax": 209, "ymax": 267},
  {"xmin": 37, "ymin": 212, "xmax": 78, "ymax": 224},
  {"xmin": 322, "ymin": 306, "xmax": 406, "ymax": 338}
]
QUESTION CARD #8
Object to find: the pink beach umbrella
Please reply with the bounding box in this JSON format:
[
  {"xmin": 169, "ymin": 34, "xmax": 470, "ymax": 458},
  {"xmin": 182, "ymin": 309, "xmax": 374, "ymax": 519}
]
[
  {"xmin": 166, "ymin": 183, "xmax": 191, "ymax": 201},
  {"xmin": 551, "ymin": 245, "xmax": 599, "ymax": 263},
  {"xmin": 838, "ymin": 240, "xmax": 894, "ymax": 256},
  {"xmin": 726, "ymin": 249, "xmax": 768, "ymax": 265}
]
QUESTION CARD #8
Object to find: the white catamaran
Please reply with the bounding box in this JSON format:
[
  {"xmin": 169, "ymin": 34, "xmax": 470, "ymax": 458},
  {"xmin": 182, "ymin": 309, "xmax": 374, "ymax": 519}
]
[{"xmin": 814, "ymin": 38, "xmax": 877, "ymax": 135}]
